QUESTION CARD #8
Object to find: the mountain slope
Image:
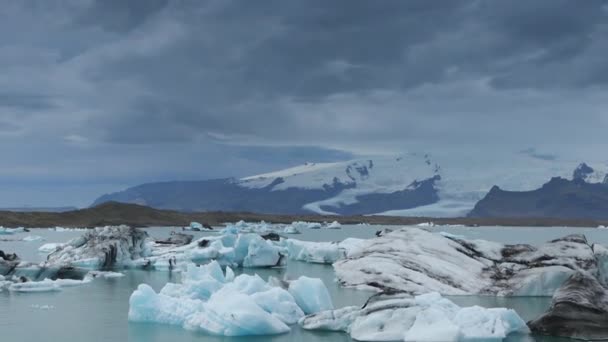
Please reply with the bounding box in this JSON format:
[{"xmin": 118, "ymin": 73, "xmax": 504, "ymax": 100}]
[
  {"xmin": 468, "ymin": 177, "xmax": 608, "ymax": 219},
  {"xmin": 92, "ymin": 153, "xmax": 608, "ymax": 217}
]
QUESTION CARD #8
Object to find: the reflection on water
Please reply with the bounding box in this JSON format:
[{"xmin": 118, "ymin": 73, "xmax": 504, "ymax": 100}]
[{"xmin": 1, "ymin": 225, "xmax": 606, "ymax": 342}]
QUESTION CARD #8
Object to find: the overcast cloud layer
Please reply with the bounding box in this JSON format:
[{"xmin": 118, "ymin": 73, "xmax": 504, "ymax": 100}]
[{"xmin": 1, "ymin": 0, "xmax": 608, "ymax": 206}]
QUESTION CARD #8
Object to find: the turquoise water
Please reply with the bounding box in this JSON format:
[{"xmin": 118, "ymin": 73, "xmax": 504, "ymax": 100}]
[{"xmin": 1, "ymin": 225, "xmax": 605, "ymax": 342}]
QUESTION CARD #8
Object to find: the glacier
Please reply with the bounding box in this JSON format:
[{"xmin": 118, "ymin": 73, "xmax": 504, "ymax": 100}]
[
  {"xmin": 128, "ymin": 260, "xmax": 332, "ymax": 336},
  {"xmin": 299, "ymin": 291, "xmax": 530, "ymax": 341}
]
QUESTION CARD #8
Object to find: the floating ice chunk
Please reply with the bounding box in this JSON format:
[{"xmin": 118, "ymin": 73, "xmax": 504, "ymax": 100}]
[
  {"xmin": 31, "ymin": 304, "xmax": 55, "ymax": 310},
  {"xmin": 289, "ymin": 276, "xmax": 333, "ymax": 314},
  {"xmin": 238, "ymin": 234, "xmax": 285, "ymax": 268},
  {"xmin": 251, "ymin": 287, "xmax": 304, "ymax": 324},
  {"xmin": 301, "ymin": 291, "xmax": 529, "ymax": 342},
  {"xmin": 185, "ymin": 291, "xmax": 290, "ymax": 336},
  {"xmin": 283, "ymin": 225, "xmax": 301, "ymax": 234},
  {"xmin": 9, "ymin": 279, "xmax": 61, "ymax": 292},
  {"xmin": 453, "ymin": 305, "xmax": 529, "ymax": 341},
  {"xmin": 335, "ymin": 228, "xmax": 599, "ymax": 296},
  {"xmin": 287, "ymin": 240, "xmax": 343, "ymax": 264},
  {"xmin": 7, "ymin": 277, "xmax": 91, "ymax": 292},
  {"xmin": 87, "ymin": 271, "xmax": 125, "ymax": 278},
  {"xmin": 129, "ymin": 262, "xmax": 318, "ymax": 336},
  {"xmin": 45, "ymin": 225, "xmax": 149, "ymax": 270},
  {"xmin": 286, "ymin": 238, "xmax": 364, "ymax": 264},
  {"xmin": 188, "ymin": 222, "xmax": 203, "ymax": 231},
  {"xmin": 0, "ymin": 227, "xmax": 26, "ymax": 235},
  {"xmin": 129, "ymin": 284, "xmax": 204, "ymax": 326},
  {"xmin": 23, "ymin": 235, "xmax": 44, "ymax": 242},
  {"xmin": 326, "ymin": 221, "xmax": 341, "ymax": 229}
]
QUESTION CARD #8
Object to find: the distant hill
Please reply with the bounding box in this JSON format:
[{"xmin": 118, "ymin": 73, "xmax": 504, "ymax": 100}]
[
  {"xmin": 0, "ymin": 207, "xmax": 77, "ymax": 213},
  {"xmin": 469, "ymin": 177, "xmax": 608, "ymax": 220},
  {"xmin": 1, "ymin": 201, "xmax": 607, "ymax": 228},
  {"xmin": 92, "ymin": 153, "xmax": 608, "ymax": 217}
]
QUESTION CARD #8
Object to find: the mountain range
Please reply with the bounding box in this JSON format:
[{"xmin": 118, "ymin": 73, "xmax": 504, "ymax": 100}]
[{"xmin": 92, "ymin": 153, "xmax": 608, "ymax": 218}]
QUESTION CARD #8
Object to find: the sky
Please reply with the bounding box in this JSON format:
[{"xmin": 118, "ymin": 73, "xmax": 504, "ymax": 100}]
[{"xmin": 1, "ymin": 0, "xmax": 608, "ymax": 207}]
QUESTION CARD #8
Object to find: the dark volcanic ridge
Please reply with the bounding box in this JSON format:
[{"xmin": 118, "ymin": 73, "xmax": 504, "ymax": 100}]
[
  {"xmin": 469, "ymin": 177, "xmax": 608, "ymax": 220},
  {"xmin": 2, "ymin": 201, "xmax": 608, "ymax": 228}
]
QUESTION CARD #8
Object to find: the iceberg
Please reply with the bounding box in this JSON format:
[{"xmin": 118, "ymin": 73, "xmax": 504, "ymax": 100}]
[
  {"xmin": 286, "ymin": 238, "xmax": 365, "ymax": 264},
  {"xmin": 6, "ymin": 276, "xmax": 92, "ymax": 293},
  {"xmin": 326, "ymin": 221, "xmax": 342, "ymax": 229},
  {"xmin": 129, "ymin": 261, "xmax": 332, "ymax": 336},
  {"xmin": 528, "ymin": 272, "xmax": 608, "ymax": 340},
  {"xmin": 283, "ymin": 225, "xmax": 301, "ymax": 234},
  {"xmin": 23, "ymin": 235, "xmax": 44, "ymax": 242},
  {"xmin": 334, "ymin": 228, "xmax": 606, "ymax": 296},
  {"xmin": 300, "ymin": 291, "xmax": 529, "ymax": 342},
  {"xmin": 144, "ymin": 232, "xmax": 286, "ymax": 270},
  {"xmin": 288, "ymin": 276, "xmax": 333, "ymax": 314},
  {"xmin": 0, "ymin": 227, "xmax": 26, "ymax": 235},
  {"xmin": 155, "ymin": 232, "xmax": 193, "ymax": 246},
  {"xmin": 38, "ymin": 243, "xmax": 66, "ymax": 253},
  {"xmin": 45, "ymin": 225, "xmax": 150, "ymax": 270}
]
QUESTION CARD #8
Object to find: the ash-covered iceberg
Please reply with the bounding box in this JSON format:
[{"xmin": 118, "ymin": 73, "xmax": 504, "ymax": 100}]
[
  {"xmin": 300, "ymin": 291, "xmax": 529, "ymax": 341},
  {"xmin": 334, "ymin": 228, "xmax": 607, "ymax": 296},
  {"xmin": 128, "ymin": 260, "xmax": 331, "ymax": 336},
  {"xmin": 46, "ymin": 225, "xmax": 150, "ymax": 270},
  {"xmin": 528, "ymin": 271, "xmax": 608, "ymax": 340},
  {"xmin": 144, "ymin": 232, "xmax": 287, "ymax": 270}
]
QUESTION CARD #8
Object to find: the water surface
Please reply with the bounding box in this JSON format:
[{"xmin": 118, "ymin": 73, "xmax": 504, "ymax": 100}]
[{"xmin": 1, "ymin": 225, "xmax": 604, "ymax": 342}]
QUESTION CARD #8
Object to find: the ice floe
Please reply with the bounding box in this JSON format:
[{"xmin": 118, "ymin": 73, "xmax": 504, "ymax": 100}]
[
  {"xmin": 300, "ymin": 291, "xmax": 530, "ymax": 341},
  {"xmin": 128, "ymin": 260, "xmax": 331, "ymax": 336}
]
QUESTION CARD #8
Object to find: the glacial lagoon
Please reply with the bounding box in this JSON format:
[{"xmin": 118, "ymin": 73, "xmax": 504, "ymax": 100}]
[{"xmin": 2, "ymin": 225, "xmax": 606, "ymax": 342}]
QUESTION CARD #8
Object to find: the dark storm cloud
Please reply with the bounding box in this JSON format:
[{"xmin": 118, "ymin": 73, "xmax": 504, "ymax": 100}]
[
  {"xmin": 60, "ymin": 0, "xmax": 608, "ymax": 144},
  {"xmin": 0, "ymin": 0, "xmax": 608, "ymax": 205}
]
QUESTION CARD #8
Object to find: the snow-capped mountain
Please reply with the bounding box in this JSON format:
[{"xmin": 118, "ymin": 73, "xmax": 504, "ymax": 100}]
[{"xmin": 92, "ymin": 152, "xmax": 608, "ymax": 217}]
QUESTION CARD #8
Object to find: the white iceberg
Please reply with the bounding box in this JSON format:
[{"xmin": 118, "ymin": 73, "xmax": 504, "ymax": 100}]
[
  {"xmin": 38, "ymin": 243, "xmax": 66, "ymax": 253},
  {"xmin": 0, "ymin": 227, "xmax": 26, "ymax": 235},
  {"xmin": 283, "ymin": 225, "xmax": 301, "ymax": 234},
  {"xmin": 300, "ymin": 292, "xmax": 530, "ymax": 342},
  {"xmin": 129, "ymin": 261, "xmax": 332, "ymax": 336},
  {"xmin": 23, "ymin": 235, "xmax": 44, "ymax": 242},
  {"xmin": 326, "ymin": 221, "xmax": 342, "ymax": 229},
  {"xmin": 7, "ymin": 277, "xmax": 91, "ymax": 293}
]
